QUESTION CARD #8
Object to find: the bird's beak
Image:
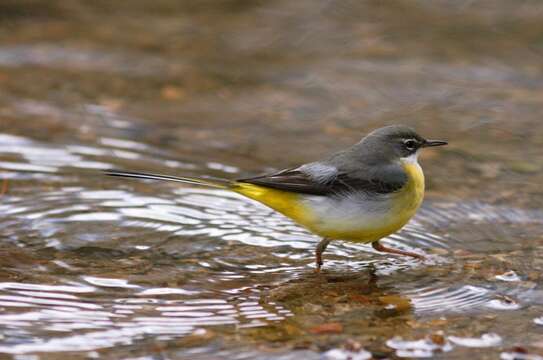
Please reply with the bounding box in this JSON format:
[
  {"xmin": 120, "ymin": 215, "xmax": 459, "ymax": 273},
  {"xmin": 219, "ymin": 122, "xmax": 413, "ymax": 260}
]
[{"xmin": 423, "ymin": 139, "xmax": 448, "ymax": 147}]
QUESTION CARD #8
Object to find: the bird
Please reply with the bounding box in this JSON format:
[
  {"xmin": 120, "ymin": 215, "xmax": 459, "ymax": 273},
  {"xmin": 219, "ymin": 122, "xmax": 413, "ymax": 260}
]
[{"xmin": 105, "ymin": 125, "xmax": 447, "ymax": 272}]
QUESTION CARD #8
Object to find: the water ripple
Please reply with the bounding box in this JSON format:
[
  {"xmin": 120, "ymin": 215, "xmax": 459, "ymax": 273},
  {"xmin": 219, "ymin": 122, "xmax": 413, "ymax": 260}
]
[{"xmin": 1, "ymin": 132, "xmax": 543, "ymax": 355}]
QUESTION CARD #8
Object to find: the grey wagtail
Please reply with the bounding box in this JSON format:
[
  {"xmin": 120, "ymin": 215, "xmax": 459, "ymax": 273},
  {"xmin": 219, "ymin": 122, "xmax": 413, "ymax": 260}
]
[{"xmin": 105, "ymin": 125, "xmax": 447, "ymax": 271}]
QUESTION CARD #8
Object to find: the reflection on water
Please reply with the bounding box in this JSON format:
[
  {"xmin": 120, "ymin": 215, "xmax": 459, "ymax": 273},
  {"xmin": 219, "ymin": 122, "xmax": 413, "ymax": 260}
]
[{"xmin": 1, "ymin": 0, "xmax": 543, "ymax": 358}]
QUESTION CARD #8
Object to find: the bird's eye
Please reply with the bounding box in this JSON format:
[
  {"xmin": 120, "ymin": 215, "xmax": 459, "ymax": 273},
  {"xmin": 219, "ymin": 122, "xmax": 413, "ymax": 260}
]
[{"xmin": 404, "ymin": 139, "xmax": 417, "ymax": 151}]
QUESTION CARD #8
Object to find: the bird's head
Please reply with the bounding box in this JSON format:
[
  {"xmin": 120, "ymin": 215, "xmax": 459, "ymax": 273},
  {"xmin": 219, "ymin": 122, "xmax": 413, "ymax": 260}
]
[{"xmin": 360, "ymin": 125, "xmax": 447, "ymax": 164}]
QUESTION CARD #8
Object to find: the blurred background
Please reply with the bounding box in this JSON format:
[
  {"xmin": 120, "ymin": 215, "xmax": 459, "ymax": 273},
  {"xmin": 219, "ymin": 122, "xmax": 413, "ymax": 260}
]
[{"xmin": 0, "ymin": 1, "xmax": 542, "ymax": 359}]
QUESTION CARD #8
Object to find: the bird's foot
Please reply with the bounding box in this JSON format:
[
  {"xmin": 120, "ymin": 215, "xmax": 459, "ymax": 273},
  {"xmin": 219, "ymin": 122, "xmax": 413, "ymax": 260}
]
[
  {"xmin": 372, "ymin": 241, "xmax": 425, "ymax": 260},
  {"xmin": 314, "ymin": 238, "xmax": 331, "ymax": 273}
]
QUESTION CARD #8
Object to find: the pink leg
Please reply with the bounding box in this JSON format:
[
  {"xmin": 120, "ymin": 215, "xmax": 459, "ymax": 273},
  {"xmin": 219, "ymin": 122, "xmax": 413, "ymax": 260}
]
[
  {"xmin": 315, "ymin": 238, "xmax": 331, "ymax": 272},
  {"xmin": 372, "ymin": 241, "xmax": 425, "ymax": 260}
]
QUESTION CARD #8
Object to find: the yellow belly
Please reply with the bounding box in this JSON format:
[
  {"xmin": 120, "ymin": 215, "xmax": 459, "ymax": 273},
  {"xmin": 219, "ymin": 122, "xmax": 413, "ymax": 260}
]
[
  {"xmin": 378, "ymin": 161, "xmax": 425, "ymax": 240},
  {"xmin": 234, "ymin": 162, "xmax": 424, "ymax": 243}
]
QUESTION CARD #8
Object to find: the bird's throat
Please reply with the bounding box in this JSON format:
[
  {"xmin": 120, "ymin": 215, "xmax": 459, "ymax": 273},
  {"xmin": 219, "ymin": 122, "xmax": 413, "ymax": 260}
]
[{"xmin": 398, "ymin": 156, "xmax": 425, "ymax": 215}]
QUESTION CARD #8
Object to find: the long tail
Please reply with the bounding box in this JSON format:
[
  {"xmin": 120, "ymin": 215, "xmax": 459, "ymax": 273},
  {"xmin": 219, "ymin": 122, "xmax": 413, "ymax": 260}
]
[{"xmin": 104, "ymin": 169, "xmax": 232, "ymax": 189}]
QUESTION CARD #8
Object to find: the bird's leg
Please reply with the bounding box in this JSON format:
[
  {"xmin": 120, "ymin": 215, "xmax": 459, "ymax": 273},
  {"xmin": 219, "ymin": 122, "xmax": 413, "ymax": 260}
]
[
  {"xmin": 315, "ymin": 237, "xmax": 331, "ymax": 272},
  {"xmin": 372, "ymin": 241, "xmax": 425, "ymax": 260}
]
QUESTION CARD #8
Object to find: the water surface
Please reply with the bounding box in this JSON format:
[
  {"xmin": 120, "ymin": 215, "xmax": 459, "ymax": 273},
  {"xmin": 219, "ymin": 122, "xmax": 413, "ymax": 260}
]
[{"xmin": 1, "ymin": 1, "xmax": 543, "ymax": 359}]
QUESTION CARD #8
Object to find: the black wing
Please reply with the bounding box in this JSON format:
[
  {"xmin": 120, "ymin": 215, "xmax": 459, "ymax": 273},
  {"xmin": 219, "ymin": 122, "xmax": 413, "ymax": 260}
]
[
  {"xmin": 237, "ymin": 168, "xmax": 329, "ymax": 195},
  {"xmin": 237, "ymin": 164, "xmax": 407, "ymax": 196}
]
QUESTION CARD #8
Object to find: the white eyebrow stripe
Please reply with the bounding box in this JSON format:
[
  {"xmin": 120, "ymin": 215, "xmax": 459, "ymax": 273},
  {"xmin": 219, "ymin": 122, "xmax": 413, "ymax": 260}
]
[{"xmin": 298, "ymin": 162, "xmax": 338, "ymax": 184}]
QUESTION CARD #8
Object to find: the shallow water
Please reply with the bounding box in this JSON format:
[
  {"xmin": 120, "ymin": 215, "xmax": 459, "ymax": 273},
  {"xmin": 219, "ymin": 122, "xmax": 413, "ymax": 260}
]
[{"xmin": 1, "ymin": 1, "xmax": 543, "ymax": 359}]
